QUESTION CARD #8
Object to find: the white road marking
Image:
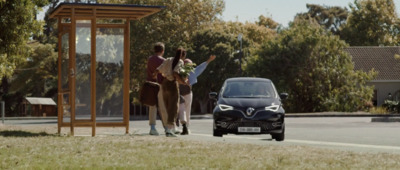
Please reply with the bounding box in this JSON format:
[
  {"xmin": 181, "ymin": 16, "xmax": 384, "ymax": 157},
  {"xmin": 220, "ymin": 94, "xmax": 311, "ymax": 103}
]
[
  {"xmin": 285, "ymin": 139, "xmax": 400, "ymax": 150},
  {"xmin": 191, "ymin": 133, "xmax": 400, "ymax": 151}
]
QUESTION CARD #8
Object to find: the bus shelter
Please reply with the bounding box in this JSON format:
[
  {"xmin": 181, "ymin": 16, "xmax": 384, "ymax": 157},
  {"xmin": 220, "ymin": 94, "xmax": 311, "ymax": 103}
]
[{"xmin": 50, "ymin": 3, "xmax": 163, "ymax": 136}]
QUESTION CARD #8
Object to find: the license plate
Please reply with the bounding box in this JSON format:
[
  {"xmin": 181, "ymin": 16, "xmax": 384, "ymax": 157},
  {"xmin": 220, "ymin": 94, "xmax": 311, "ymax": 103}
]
[{"xmin": 238, "ymin": 127, "xmax": 261, "ymax": 133}]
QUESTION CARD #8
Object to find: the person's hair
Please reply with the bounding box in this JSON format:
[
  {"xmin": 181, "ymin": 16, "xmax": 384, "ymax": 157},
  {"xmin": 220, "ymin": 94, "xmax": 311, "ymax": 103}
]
[
  {"xmin": 154, "ymin": 42, "xmax": 165, "ymax": 53},
  {"xmin": 172, "ymin": 48, "xmax": 186, "ymax": 70}
]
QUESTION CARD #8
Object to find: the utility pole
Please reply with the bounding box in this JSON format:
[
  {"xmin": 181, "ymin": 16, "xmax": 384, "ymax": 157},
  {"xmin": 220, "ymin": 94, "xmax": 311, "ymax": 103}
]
[
  {"xmin": 238, "ymin": 33, "xmax": 243, "ymax": 76},
  {"xmin": 1, "ymin": 101, "xmax": 4, "ymax": 124}
]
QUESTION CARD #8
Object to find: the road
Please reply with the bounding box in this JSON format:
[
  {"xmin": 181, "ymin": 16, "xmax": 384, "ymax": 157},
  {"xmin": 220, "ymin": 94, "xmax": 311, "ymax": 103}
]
[{"xmin": 3, "ymin": 117, "xmax": 400, "ymax": 154}]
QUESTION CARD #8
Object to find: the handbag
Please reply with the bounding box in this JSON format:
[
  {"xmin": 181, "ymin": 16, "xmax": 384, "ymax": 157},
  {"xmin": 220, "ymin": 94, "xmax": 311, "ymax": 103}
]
[
  {"xmin": 139, "ymin": 81, "xmax": 160, "ymax": 106},
  {"xmin": 179, "ymin": 84, "xmax": 192, "ymax": 96}
]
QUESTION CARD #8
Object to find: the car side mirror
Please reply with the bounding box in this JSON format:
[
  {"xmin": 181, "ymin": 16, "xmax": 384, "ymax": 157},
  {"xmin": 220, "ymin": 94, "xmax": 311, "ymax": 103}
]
[
  {"xmin": 209, "ymin": 92, "xmax": 218, "ymax": 100},
  {"xmin": 280, "ymin": 93, "xmax": 288, "ymax": 100}
]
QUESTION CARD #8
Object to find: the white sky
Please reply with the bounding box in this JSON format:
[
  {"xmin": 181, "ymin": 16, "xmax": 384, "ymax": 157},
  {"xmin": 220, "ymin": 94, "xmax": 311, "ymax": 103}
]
[{"xmin": 222, "ymin": 0, "xmax": 400, "ymax": 27}]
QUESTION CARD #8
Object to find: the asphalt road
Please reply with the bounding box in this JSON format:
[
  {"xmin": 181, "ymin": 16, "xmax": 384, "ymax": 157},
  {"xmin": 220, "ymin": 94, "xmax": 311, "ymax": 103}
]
[{"xmin": 3, "ymin": 117, "xmax": 400, "ymax": 154}]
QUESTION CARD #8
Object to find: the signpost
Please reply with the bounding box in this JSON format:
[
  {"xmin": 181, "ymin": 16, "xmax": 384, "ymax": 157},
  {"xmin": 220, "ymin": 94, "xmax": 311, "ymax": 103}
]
[
  {"xmin": 1, "ymin": 101, "xmax": 4, "ymax": 124},
  {"xmin": 238, "ymin": 33, "xmax": 243, "ymax": 76}
]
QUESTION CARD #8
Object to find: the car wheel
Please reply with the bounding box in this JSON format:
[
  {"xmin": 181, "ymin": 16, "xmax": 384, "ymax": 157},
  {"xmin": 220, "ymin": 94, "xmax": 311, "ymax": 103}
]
[
  {"xmin": 213, "ymin": 129, "xmax": 223, "ymax": 137},
  {"xmin": 271, "ymin": 126, "xmax": 285, "ymax": 142}
]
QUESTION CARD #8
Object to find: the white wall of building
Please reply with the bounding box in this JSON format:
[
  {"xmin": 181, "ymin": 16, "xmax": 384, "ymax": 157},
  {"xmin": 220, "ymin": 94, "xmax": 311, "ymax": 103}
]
[{"xmin": 368, "ymin": 81, "xmax": 400, "ymax": 106}]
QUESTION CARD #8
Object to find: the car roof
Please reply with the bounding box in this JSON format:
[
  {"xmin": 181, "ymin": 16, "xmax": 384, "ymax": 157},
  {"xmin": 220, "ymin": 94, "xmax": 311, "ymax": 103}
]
[{"xmin": 225, "ymin": 77, "xmax": 272, "ymax": 83}]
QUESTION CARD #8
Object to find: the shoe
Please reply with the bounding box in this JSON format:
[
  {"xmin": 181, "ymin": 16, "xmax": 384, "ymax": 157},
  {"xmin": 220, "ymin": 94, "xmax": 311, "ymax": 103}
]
[
  {"xmin": 181, "ymin": 125, "xmax": 189, "ymax": 135},
  {"xmin": 149, "ymin": 129, "xmax": 159, "ymax": 136},
  {"xmin": 166, "ymin": 132, "xmax": 178, "ymax": 137},
  {"xmin": 172, "ymin": 128, "xmax": 181, "ymax": 134}
]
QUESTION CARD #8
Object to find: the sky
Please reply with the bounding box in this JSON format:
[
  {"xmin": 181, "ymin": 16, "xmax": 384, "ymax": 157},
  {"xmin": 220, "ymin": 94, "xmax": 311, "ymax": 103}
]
[{"xmin": 222, "ymin": 0, "xmax": 400, "ymax": 27}]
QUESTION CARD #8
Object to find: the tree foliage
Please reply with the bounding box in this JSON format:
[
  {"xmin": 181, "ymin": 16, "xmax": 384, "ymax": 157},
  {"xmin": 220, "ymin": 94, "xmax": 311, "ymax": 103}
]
[
  {"xmin": 210, "ymin": 20, "xmax": 278, "ymax": 77},
  {"xmin": 295, "ymin": 4, "xmax": 348, "ymax": 36},
  {"xmin": 341, "ymin": 0, "xmax": 400, "ymax": 46},
  {"xmin": 248, "ymin": 19, "xmax": 376, "ymax": 112},
  {"xmin": 2, "ymin": 42, "xmax": 58, "ymax": 115},
  {"xmin": 188, "ymin": 29, "xmax": 239, "ymax": 112},
  {"xmin": 0, "ymin": 0, "xmax": 48, "ymax": 78},
  {"xmin": 257, "ymin": 15, "xmax": 279, "ymax": 30}
]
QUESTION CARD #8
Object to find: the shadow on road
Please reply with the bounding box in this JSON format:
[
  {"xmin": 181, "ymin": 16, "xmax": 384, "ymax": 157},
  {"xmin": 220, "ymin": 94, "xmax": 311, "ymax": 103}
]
[
  {"xmin": 260, "ymin": 138, "xmax": 274, "ymax": 141},
  {"xmin": 0, "ymin": 130, "xmax": 55, "ymax": 137}
]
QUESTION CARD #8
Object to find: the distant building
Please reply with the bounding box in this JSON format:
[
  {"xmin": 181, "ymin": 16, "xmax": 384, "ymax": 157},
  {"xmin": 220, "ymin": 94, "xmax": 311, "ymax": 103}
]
[
  {"xmin": 23, "ymin": 97, "xmax": 57, "ymax": 117},
  {"xmin": 345, "ymin": 47, "xmax": 400, "ymax": 106}
]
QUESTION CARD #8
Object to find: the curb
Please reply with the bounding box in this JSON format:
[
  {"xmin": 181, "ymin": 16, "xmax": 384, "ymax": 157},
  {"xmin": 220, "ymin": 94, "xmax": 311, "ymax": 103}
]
[
  {"xmin": 371, "ymin": 117, "xmax": 400, "ymax": 122},
  {"xmin": 2, "ymin": 113, "xmax": 400, "ymax": 120},
  {"xmin": 285, "ymin": 114, "xmax": 400, "ymax": 118}
]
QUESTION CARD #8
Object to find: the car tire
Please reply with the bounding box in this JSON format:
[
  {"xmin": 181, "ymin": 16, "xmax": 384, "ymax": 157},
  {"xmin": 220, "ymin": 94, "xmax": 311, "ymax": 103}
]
[
  {"xmin": 271, "ymin": 126, "xmax": 285, "ymax": 142},
  {"xmin": 213, "ymin": 129, "xmax": 223, "ymax": 137}
]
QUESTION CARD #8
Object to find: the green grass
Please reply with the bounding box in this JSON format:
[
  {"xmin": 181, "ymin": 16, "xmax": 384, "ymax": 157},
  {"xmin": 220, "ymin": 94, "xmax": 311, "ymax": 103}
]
[
  {"xmin": 369, "ymin": 106, "xmax": 389, "ymax": 114},
  {"xmin": 1, "ymin": 126, "xmax": 400, "ymax": 169}
]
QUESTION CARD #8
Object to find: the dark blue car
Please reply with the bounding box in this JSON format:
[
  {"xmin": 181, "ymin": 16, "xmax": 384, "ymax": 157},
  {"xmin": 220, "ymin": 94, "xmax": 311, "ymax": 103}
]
[{"xmin": 209, "ymin": 77, "xmax": 288, "ymax": 141}]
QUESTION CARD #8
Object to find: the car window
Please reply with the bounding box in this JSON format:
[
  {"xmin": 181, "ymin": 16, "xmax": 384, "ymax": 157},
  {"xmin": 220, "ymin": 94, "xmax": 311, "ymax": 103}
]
[{"xmin": 222, "ymin": 81, "xmax": 276, "ymax": 98}]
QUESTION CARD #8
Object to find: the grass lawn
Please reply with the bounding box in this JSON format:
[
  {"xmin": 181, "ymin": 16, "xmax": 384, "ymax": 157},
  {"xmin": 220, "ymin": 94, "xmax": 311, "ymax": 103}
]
[{"xmin": 1, "ymin": 125, "xmax": 400, "ymax": 169}]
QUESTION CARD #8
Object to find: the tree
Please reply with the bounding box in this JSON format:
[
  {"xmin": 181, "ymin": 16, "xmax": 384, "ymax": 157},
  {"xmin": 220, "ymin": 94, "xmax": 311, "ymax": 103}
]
[
  {"xmin": 341, "ymin": 0, "xmax": 400, "ymax": 46},
  {"xmin": 295, "ymin": 4, "xmax": 348, "ymax": 36},
  {"xmin": 210, "ymin": 19, "xmax": 278, "ymax": 77},
  {"xmin": 189, "ymin": 29, "xmax": 239, "ymax": 113},
  {"xmin": 3, "ymin": 42, "xmax": 57, "ymax": 115},
  {"xmin": 257, "ymin": 15, "xmax": 279, "ymax": 30},
  {"xmin": 0, "ymin": 0, "xmax": 48, "ymax": 78},
  {"xmin": 247, "ymin": 19, "xmax": 376, "ymax": 113}
]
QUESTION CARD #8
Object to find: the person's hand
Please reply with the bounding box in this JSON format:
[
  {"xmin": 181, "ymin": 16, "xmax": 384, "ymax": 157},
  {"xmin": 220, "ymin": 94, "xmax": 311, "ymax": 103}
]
[
  {"xmin": 152, "ymin": 71, "xmax": 158, "ymax": 79},
  {"xmin": 185, "ymin": 77, "xmax": 190, "ymax": 85},
  {"xmin": 207, "ymin": 55, "xmax": 216, "ymax": 63}
]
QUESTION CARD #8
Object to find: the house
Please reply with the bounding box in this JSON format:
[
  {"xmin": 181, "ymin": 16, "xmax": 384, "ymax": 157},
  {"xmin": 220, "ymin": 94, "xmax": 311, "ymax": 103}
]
[
  {"xmin": 345, "ymin": 47, "xmax": 400, "ymax": 106},
  {"xmin": 23, "ymin": 97, "xmax": 57, "ymax": 117}
]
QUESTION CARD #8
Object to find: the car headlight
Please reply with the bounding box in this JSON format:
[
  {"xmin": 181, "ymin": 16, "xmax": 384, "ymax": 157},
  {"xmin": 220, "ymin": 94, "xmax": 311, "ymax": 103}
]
[
  {"xmin": 218, "ymin": 104, "xmax": 233, "ymax": 111},
  {"xmin": 265, "ymin": 103, "xmax": 280, "ymax": 112}
]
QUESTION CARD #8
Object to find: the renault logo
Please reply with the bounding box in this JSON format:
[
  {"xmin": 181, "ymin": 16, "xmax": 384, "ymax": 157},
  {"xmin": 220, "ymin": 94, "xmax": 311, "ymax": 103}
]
[{"xmin": 246, "ymin": 107, "xmax": 254, "ymax": 116}]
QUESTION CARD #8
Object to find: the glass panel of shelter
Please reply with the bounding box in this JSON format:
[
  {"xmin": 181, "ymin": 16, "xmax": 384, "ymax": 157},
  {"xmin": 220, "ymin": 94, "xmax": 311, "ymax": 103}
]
[
  {"xmin": 75, "ymin": 19, "xmax": 92, "ymax": 120},
  {"xmin": 61, "ymin": 29, "xmax": 71, "ymax": 123},
  {"xmin": 95, "ymin": 27, "xmax": 124, "ymax": 123}
]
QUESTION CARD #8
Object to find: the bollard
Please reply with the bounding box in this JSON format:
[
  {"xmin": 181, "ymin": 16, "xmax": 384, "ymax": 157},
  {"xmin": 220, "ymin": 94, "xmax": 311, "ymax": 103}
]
[{"xmin": 1, "ymin": 101, "xmax": 4, "ymax": 124}]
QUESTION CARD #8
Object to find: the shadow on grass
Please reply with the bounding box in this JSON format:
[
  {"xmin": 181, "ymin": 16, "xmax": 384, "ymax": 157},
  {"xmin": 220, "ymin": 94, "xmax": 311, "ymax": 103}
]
[{"xmin": 0, "ymin": 130, "xmax": 55, "ymax": 137}]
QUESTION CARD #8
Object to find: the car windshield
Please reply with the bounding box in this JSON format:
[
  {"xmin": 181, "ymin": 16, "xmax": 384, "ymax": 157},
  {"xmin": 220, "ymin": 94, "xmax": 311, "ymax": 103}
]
[{"xmin": 222, "ymin": 81, "xmax": 276, "ymax": 98}]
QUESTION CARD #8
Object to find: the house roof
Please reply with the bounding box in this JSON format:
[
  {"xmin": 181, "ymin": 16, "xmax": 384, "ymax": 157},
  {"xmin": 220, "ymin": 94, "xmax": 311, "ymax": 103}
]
[
  {"xmin": 25, "ymin": 97, "xmax": 56, "ymax": 106},
  {"xmin": 49, "ymin": 3, "xmax": 164, "ymax": 20},
  {"xmin": 345, "ymin": 46, "xmax": 400, "ymax": 81}
]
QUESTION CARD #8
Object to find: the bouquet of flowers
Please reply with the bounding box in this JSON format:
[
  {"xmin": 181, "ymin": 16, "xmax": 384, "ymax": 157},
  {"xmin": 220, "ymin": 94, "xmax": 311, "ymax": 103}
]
[{"xmin": 179, "ymin": 63, "xmax": 196, "ymax": 78}]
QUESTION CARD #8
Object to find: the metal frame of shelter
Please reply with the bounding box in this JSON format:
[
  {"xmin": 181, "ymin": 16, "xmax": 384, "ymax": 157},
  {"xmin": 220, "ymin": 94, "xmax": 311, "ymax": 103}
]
[{"xmin": 50, "ymin": 3, "xmax": 163, "ymax": 136}]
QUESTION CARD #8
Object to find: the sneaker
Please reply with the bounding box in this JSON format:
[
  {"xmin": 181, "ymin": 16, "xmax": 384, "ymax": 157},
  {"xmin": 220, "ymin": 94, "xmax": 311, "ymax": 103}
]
[
  {"xmin": 166, "ymin": 132, "xmax": 178, "ymax": 137},
  {"xmin": 181, "ymin": 126, "xmax": 189, "ymax": 135},
  {"xmin": 149, "ymin": 129, "xmax": 159, "ymax": 136},
  {"xmin": 172, "ymin": 128, "xmax": 181, "ymax": 134}
]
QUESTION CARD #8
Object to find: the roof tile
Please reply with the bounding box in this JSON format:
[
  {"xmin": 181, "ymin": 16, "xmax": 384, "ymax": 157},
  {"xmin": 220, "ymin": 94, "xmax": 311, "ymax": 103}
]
[{"xmin": 345, "ymin": 47, "xmax": 400, "ymax": 80}]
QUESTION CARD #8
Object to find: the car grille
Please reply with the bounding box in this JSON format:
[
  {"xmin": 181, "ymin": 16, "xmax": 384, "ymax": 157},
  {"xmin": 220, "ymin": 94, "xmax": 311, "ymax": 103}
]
[{"xmin": 226, "ymin": 120, "xmax": 277, "ymax": 131}]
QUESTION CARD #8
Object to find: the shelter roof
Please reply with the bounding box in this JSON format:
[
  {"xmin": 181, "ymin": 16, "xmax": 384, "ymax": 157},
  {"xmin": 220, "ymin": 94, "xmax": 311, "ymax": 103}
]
[
  {"xmin": 345, "ymin": 46, "xmax": 400, "ymax": 81},
  {"xmin": 25, "ymin": 97, "xmax": 57, "ymax": 106},
  {"xmin": 49, "ymin": 3, "xmax": 164, "ymax": 20}
]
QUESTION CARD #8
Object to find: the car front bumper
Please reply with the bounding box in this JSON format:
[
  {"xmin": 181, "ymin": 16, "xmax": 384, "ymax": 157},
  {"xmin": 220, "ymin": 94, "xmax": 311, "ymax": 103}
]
[{"xmin": 213, "ymin": 110, "xmax": 284, "ymax": 134}]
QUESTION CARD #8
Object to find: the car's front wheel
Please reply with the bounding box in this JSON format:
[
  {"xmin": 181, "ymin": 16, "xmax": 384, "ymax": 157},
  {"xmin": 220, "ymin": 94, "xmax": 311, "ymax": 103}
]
[
  {"xmin": 271, "ymin": 126, "xmax": 285, "ymax": 141},
  {"xmin": 213, "ymin": 129, "xmax": 223, "ymax": 137}
]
